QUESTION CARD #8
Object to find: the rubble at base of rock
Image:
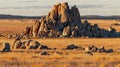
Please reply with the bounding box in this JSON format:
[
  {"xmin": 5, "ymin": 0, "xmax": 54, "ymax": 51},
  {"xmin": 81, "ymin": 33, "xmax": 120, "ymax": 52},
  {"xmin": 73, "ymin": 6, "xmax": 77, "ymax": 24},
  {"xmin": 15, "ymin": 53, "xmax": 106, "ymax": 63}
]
[{"xmin": 22, "ymin": 2, "xmax": 120, "ymax": 38}]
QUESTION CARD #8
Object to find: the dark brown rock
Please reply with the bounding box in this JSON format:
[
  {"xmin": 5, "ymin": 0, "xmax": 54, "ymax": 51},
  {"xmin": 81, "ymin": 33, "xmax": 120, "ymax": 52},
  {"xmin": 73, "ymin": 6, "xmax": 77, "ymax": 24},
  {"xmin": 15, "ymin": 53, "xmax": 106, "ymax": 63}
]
[
  {"xmin": 12, "ymin": 37, "xmax": 22, "ymax": 49},
  {"xmin": 71, "ymin": 5, "xmax": 81, "ymax": 22},
  {"xmin": 2, "ymin": 43, "xmax": 11, "ymax": 52},
  {"xmin": 41, "ymin": 51, "xmax": 50, "ymax": 55}
]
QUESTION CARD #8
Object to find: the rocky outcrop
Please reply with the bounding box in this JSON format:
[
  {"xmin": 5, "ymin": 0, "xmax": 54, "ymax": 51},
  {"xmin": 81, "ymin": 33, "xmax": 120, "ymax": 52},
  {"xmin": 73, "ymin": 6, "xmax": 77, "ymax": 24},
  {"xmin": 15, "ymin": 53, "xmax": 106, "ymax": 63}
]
[
  {"xmin": 85, "ymin": 45, "xmax": 113, "ymax": 53},
  {"xmin": 22, "ymin": 2, "xmax": 120, "ymax": 38},
  {"xmin": 12, "ymin": 38, "xmax": 52, "ymax": 50}
]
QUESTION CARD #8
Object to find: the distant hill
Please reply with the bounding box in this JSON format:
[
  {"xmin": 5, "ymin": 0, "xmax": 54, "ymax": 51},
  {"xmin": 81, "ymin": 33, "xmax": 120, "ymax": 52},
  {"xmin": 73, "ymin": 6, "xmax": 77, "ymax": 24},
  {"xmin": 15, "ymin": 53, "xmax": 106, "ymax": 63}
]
[
  {"xmin": 81, "ymin": 15, "xmax": 120, "ymax": 19},
  {"xmin": 0, "ymin": 14, "xmax": 120, "ymax": 19},
  {"xmin": 0, "ymin": 14, "xmax": 41, "ymax": 19}
]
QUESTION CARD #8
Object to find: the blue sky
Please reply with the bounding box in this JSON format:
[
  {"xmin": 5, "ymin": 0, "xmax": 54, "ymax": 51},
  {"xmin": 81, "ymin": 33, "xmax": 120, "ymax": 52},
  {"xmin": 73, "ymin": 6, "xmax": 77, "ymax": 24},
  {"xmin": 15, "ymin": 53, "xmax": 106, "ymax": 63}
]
[{"xmin": 0, "ymin": 0, "xmax": 120, "ymax": 16}]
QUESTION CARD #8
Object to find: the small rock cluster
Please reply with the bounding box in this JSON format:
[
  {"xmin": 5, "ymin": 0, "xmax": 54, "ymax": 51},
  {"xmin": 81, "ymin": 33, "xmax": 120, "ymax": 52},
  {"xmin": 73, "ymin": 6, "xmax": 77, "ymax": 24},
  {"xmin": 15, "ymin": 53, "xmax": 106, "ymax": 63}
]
[
  {"xmin": 64, "ymin": 44, "xmax": 113, "ymax": 53},
  {"xmin": 85, "ymin": 45, "xmax": 113, "ymax": 53},
  {"xmin": 12, "ymin": 37, "xmax": 50, "ymax": 50},
  {"xmin": 63, "ymin": 44, "xmax": 84, "ymax": 50},
  {"xmin": 22, "ymin": 2, "xmax": 120, "ymax": 38}
]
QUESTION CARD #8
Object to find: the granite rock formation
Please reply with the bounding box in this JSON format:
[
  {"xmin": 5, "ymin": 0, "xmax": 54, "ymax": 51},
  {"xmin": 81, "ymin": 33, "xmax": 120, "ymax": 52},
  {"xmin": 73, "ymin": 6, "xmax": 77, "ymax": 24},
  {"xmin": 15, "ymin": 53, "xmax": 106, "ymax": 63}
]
[{"xmin": 22, "ymin": 2, "xmax": 120, "ymax": 38}]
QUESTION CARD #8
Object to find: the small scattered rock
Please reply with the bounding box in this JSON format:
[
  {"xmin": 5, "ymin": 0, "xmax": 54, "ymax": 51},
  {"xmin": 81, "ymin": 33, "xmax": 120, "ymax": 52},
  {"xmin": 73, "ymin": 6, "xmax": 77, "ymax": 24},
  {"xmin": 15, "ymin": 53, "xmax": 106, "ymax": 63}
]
[
  {"xmin": 85, "ymin": 51, "xmax": 93, "ymax": 55},
  {"xmin": 40, "ymin": 45, "xmax": 50, "ymax": 50},
  {"xmin": 97, "ymin": 46, "xmax": 106, "ymax": 52},
  {"xmin": 66, "ymin": 44, "xmax": 80, "ymax": 50},
  {"xmin": 7, "ymin": 34, "xmax": 12, "ymax": 39},
  {"xmin": 41, "ymin": 51, "xmax": 49, "ymax": 55},
  {"xmin": 2, "ymin": 43, "xmax": 11, "ymax": 52},
  {"xmin": 105, "ymin": 49, "xmax": 114, "ymax": 53}
]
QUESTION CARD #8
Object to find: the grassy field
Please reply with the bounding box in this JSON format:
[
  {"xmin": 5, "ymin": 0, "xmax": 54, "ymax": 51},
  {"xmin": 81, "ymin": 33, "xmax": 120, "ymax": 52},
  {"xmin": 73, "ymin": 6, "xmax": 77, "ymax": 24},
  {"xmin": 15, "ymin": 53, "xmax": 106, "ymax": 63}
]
[
  {"xmin": 0, "ymin": 19, "xmax": 120, "ymax": 67},
  {"xmin": 0, "ymin": 19, "xmax": 34, "ymax": 34}
]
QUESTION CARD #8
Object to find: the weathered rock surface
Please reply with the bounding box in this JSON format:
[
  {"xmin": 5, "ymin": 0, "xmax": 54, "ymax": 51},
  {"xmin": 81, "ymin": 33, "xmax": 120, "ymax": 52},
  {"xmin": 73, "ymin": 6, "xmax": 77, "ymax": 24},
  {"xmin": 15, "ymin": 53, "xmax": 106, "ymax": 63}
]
[{"xmin": 22, "ymin": 2, "xmax": 120, "ymax": 38}]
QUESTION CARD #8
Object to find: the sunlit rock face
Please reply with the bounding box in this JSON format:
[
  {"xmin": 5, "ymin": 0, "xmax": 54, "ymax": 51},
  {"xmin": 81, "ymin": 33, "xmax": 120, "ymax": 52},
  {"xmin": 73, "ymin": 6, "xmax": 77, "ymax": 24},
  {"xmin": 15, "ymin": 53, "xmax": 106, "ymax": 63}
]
[{"xmin": 23, "ymin": 2, "xmax": 120, "ymax": 38}]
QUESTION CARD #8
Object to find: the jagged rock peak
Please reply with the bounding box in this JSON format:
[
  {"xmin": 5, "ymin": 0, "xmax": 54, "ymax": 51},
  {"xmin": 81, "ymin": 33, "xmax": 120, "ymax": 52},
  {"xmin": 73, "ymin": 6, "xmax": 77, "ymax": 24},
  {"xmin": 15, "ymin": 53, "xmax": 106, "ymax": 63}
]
[
  {"xmin": 22, "ymin": 2, "xmax": 120, "ymax": 38},
  {"xmin": 46, "ymin": 2, "xmax": 81, "ymax": 23}
]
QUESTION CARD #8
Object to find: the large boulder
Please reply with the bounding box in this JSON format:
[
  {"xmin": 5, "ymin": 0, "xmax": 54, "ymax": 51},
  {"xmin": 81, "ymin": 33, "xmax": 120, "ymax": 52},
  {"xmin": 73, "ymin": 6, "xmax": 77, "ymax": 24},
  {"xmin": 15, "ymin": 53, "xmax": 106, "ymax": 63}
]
[
  {"xmin": 38, "ymin": 19, "xmax": 49, "ymax": 38},
  {"xmin": 62, "ymin": 26, "xmax": 71, "ymax": 37},
  {"xmin": 23, "ymin": 26, "xmax": 31, "ymax": 35},
  {"xmin": 33, "ymin": 20, "xmax": 40, "ymax": 37},
  {"xmin": 12, "ymin": 39, "xmax": 22, "ymax": 49},
  {"xmin": 39, "ymin": 19, "xmax": 47, "ymax": 32}
]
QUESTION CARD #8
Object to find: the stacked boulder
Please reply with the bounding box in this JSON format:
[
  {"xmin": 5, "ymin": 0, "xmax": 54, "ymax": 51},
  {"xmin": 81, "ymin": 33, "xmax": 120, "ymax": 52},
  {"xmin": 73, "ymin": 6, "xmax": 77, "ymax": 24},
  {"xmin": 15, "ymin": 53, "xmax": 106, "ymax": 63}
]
[{"xmin": 22, "ymin": 2, "xmax": 120, "ymax": 38}]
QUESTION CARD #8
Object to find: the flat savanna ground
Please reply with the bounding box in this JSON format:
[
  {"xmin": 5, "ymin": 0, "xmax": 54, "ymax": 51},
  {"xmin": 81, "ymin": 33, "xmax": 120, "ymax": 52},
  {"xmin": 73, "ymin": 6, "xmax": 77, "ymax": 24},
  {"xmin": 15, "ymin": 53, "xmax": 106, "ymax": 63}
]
[{"xmin": 0, "ymin": 19, "xmax": 120, "ymax": 67}]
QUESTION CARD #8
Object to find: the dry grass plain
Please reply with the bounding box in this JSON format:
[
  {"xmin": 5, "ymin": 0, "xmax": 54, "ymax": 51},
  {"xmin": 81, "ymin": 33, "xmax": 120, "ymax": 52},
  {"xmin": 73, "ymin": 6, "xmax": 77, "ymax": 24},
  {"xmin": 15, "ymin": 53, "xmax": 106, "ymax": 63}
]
[{"xmin": 0, "ymin": 19, "xmax": 120, "ymax": 67}]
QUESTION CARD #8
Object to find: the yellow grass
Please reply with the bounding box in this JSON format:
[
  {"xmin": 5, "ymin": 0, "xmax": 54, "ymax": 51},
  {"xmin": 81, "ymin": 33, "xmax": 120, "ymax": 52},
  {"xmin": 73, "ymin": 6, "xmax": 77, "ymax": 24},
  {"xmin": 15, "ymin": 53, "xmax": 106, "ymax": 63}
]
[{"xmin": 0, "ymin": 19, "xmax": 34, "ymax": 34}]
